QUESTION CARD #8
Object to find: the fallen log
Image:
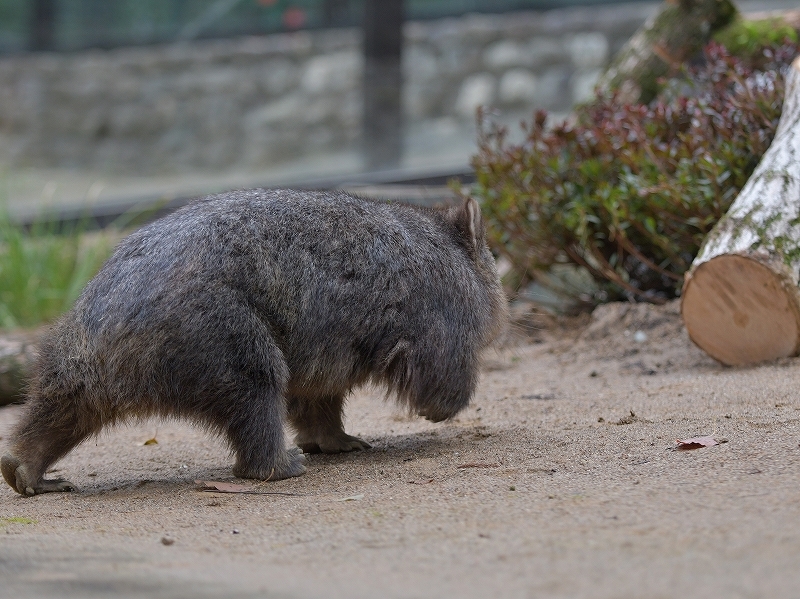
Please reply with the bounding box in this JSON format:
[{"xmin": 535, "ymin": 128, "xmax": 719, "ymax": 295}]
[
  {"xmin": 681, "ymin": 55, "xmax": 800, "ymax": 366},
  {"xmin": 0, "ymin": 332, "xmax": 37, "ymax": 406}
]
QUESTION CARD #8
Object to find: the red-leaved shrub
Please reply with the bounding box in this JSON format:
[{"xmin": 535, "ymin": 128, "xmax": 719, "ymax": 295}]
[{"xmin": 471, "ymin": 41, "xmax": 800, "ymax": 305}]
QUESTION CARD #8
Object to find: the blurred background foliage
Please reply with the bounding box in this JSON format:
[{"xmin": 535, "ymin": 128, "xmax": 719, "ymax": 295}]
[
  {"xmin": 470, "ymin": 31, "xmax": 800, "ymax": 308},
  {"xmin": 0, "ymin": 207, "xmax": 114, "ymax": 328}
]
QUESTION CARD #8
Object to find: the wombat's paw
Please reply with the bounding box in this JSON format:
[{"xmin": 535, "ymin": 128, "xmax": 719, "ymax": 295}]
[
  {"xmin": 27, "ymin": 478, "xmax": 76, "ymax": 495},
  {"xmin": 281, "ymin": 446, "xmax": 309, "ymax": 477},
  {"xmin": 418, "ymin": 402, "xmax": 466, "ymax": 422},
  {"xmin": 418, "ymin": 409, "xmax": 450, "ymax": 423},
  {"xmin": 1, "ymin": 454, "xmax": 76, "ymax": 496},
  {"xmin": 297, "ymin": 433, "xmax": 372, "ymax": 454},
  {"xmin": 232, "ymin": 449, "xmax": 307, "ymax": 481}
]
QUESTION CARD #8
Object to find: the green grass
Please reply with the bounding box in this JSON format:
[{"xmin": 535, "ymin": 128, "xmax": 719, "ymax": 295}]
[
  {"xmin": 0, "ymin": 209, "xmax": 114, "ymax": 330},
  {"xmin": 714, "ymin": 16, "xmax": 799, "ymax": 60},
  {"xmin": 0, "ymin": 516, "xmax": 37, "ymax": 525}
]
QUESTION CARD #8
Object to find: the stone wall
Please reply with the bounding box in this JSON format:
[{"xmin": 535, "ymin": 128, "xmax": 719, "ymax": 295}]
[{"xmin": 0, "ymin": 2, "xmax": 657, "ymax": 175}]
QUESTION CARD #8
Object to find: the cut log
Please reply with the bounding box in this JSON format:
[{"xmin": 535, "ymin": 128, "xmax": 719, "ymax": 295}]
[{"xmin": 681, "ymin": 55, "xmax": 800, "ymax": 366}]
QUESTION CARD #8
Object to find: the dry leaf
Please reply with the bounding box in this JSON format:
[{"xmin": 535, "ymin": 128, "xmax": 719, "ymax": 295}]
[
  {"xmin": 196, "ymin": 480, "xmax": 250, "ymax": 493},
  {"xmin": 340, "ymin": 494, "xmax": 364, "ymax": 501},
  {"xmin": 614, "ymin": 410, "xmax": 637, "ymax": 425},
  {"xmin": 143, "ymin": 438, "xmax": 158, "ymax": 446},
  {"xmin": 675, "ymin": 436, "xmax": 719, "ymax": 450}
]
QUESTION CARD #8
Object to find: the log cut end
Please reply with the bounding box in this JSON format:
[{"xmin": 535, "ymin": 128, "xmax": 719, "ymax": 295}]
[{"xmin": 681, "ymin": 254, "xmax": 800, "ymax": 365}]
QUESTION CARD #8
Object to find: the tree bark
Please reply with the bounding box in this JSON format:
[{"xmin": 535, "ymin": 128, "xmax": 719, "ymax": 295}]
[
  {"xmin": 681, "ymin": 55, "xmax": 800, "ymax": 366},
  {"xmin": 597, "ymin": 0, "xmax": 737, "ymax": 104}
]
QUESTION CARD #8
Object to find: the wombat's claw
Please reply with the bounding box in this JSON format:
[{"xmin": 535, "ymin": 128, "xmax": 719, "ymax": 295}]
[
  {"xmin": 285, "ymin": 447, "xmax": 307, "ymax": 476},
  {"xmin": 298, "ymin": 433, "xmax": 371, "ymax": 454},
  {"xmin": 1, "ymin": 454, "xmax": 76, "ymax": 496},
  {"xmin": 332, "ymin": 435, "xmax": 371, "ymax": 453},
  {"xmin": 26, "ymin": 478, "xmax": 76, "ymax": 495},
  {"xmin": 288, "ymin": 446, "xmax": 306, "ymax": 458}
]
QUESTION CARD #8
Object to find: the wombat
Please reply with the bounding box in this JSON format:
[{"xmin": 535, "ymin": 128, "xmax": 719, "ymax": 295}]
[{"xmin": 1, "ymin": 189, "xmax": 506, "ymax": 496}]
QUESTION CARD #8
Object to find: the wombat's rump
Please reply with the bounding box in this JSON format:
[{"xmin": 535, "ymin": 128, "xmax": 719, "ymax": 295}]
[{"xmin": 1, "ymin": 189, "xmax": 506, "ymax": 496}]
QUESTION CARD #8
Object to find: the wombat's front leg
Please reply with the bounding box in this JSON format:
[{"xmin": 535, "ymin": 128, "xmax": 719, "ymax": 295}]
[{"xmin": 286, "ymin": 394, "xmax": 371, "ymax": 454}]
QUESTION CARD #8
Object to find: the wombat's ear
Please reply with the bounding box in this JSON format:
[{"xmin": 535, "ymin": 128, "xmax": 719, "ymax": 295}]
[{"xmin": 446, "ymin": 197, "xmax": 485, "ymax": 260}]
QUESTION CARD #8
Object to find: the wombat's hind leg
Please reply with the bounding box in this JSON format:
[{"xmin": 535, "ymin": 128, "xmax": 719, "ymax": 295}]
[
  {"xmin": 287, "ymin": 394, "xmax": 372, "ymax": 454},
  {"xmin": 1, "ymin": 393, "xmax": 94, "ymax": 496},
  {"xmin": 226, "ymin": 386, "xmax": 307, "ymax": 481},
  {"xmin": 1, "ymin": 454, "xmax": 75, "ymax": 496},
  {"xmin": 201, "ymin": 307, "xmax": 306, "ymax": 482}
]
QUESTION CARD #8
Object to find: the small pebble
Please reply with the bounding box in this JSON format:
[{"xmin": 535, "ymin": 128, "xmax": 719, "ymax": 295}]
[
  {"xmin": 232, "ymin": 529, "xmax": 240, "ymax": 534},
  {"xmin": 161, "ymin": 536, "xmax": 174, "ymax": 546},
  {"xmin": 633, "ymin": 330, "xmax": 648, "ymax": 343}
]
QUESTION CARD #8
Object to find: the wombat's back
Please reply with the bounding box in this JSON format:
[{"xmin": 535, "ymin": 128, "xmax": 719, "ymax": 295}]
[{"xmin": 67, "ymin": 189, "xmax": 504, "ymax": 408}]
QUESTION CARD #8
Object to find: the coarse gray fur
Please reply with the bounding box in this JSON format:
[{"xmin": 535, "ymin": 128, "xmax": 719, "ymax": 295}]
[{"xmin": 1, "ymin": 188, "xmax": 507, "ymax": 496}]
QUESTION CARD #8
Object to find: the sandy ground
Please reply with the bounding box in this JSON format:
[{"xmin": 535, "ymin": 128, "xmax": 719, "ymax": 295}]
[{"xmin": 1, "ymin": 300, "xmax": 799, "ymax": 599}]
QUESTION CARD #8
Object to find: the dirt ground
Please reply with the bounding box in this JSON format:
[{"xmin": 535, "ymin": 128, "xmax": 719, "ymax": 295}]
[{"xmin": 1, "ymin": 300, "xmax": 799, "ymax": 599}]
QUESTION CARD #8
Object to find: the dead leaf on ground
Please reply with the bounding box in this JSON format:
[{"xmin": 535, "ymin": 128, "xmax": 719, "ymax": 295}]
[
  {"xmin": 614, "ymin": 410, "xmax": 637, "ymax": 425},
  {"xmin": 143, "ymin": 438, "xmax": 158, "ymax": 446},
  {"xmin": 674, "ymin": 436, "xmax": 719, "ymax": 450},
  {"xmin": 194, "ymin": 480, "xmax": 303, "ymax": 496},
  {"xmin": 457, "ymin": 462, "xmax": 500, "ymax": 469},
  {"xmin": 196, "ymin": 480, "xmax": 250, "ymax": 493},
  {"xmin": 340, "ymin": 494, "xmax": 364, "ymax": 501}
]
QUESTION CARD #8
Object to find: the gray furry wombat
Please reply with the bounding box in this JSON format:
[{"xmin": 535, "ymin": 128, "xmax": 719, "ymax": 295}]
[{"xmin": 2, "ymin": 189, "xmax": 506, "ymax": 496}]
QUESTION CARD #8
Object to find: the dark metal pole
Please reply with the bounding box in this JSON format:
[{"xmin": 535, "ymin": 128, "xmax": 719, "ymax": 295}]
[
  {"xmin": 362, "ymin": 0, "xmax": 404, "ymax": 171},
  {"xmin": 323, "ymin": 0, "xmax": 350, "ymax": 27},
  {"xmin": 30, "ymin": 0, "xmax": 57, "ymax": 51}
]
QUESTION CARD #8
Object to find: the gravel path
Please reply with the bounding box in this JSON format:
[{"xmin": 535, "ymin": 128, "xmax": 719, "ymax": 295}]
[{"xmin": 2, "ymin": 301, "xmax": 799, "ymax": 598}]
